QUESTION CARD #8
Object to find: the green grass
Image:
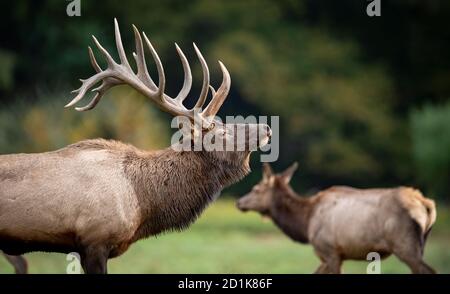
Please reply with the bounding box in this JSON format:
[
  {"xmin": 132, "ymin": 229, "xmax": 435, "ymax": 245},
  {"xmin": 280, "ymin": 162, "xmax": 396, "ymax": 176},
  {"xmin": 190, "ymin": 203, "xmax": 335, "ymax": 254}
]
[{"xmin": 1, "ymin": 199, "xmax": 449, "ymax": 274}]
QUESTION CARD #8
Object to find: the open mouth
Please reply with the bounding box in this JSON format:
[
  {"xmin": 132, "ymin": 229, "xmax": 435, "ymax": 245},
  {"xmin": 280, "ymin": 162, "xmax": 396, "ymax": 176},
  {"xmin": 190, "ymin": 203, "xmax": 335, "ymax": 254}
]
[
  {"xmin": 258, "ymin": 132, "xmax": 272, "ymax": 148},
  {"xmin": 256, "ymin": 124, "xmax": 272, "ymax": 148},
  {"xmin": 258, "ymin": 136, "xmax": 270, "ymax": 147}
]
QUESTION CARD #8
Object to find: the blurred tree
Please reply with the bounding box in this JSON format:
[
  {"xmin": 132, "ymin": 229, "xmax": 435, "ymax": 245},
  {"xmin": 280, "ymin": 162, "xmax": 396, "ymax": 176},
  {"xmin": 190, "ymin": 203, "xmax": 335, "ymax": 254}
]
[
  {"xmin": 410, "ymin": 102, "xmax": 450, "ymax": 201},
  {"xmin": 211, "ymin": 26, "xmax": 403, "ymax": 190},
  {"xmin": 0, "ymin": 50, "xmax": 16, "ymax": 91}
]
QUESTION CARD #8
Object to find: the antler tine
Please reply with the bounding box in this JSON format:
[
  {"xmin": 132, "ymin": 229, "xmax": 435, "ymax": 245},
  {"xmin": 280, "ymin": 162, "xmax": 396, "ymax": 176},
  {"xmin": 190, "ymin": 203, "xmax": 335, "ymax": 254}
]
[
  {"xmin": 75, "ymin": 91, "xmax": 101, "ymax": 111},
  {"xmin": 67, "ymin": 46, "xmax": 103, "ymax": 109},
  {"xmin": 193, "ymin": 43, "xmax": 210, "ymax": 109},
  {"xmin": 66, "ymin": 46, "xmax": 122, "ymax": 110},
  {"xmin": 74, "ymin": 79, "xmax": 121, "ymax": 112},
  {"xmin": 174, "ymin": 43, "xmax": 192, "ymax": 103},
  {"xmin": 142, "ymin": 32, "xmax": 166, "ymax": 101},
  {"xmin": 114, "ymin": 18, "xmax": 131, "ymax": 70},
  {"xmin": 65, "ymin": 71, "xmax": 111, "ymax": 108},
  {"xmin": 66, "ymin": 32, "xmax": 121, "ymax": 109},
  {"xmin": 92, "ymin": 35, "xmax": 116, "ymax": 68},
  {"xmin": 89, "ymin": 46, "xmax": 122, "ymax": 86},
  {"xmin": 202, "ymin": 61, "xmax": 231, "ymax": 118},
  {"xmin": 88, "ymin": 46, "xmax": 102, "ymax": 73},
  {"xmin": 208, "ymin": 85, "xmax": 216, "ymax": 97},
  {"xmin": 67, "ymin": 29, "xmax": 130, "ymax": 109},
  {"xmin": 132, "ymin": 25, "xmax": 157, "ymax": 91}
]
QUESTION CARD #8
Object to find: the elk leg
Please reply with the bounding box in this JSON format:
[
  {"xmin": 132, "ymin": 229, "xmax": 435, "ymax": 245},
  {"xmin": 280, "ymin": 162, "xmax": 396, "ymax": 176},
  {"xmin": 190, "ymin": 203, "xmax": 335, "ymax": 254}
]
[
  {"xmin": 3, "ymin": 254, "xmax": 28, "ymax": 274},
  {"xmin": 81, "ymin": 247, "xmax": 109, "ymax": 274},
  {"xmin": 393, "ymin": 244, "xmax": 436, "ymax": 274},
  {"xmin": 401, "ymin": 257, "xmax": 435, "ymax": 274},
  {"xmin": 313, "ymin": 247, "xmax": 342, "ymax": 274},
  {"xmin": 414, "ymin": 261, "xmax": 436, "ymax": 274},
  {"xmin": 396, "ymin": 254, "xmax": 436, "ymax": 274},
  {"xmin": 323, "ymin": 256, "xmax": 342, "ymax": 274},
  {"xmin": 314, "ymin": 263, "xmax": 328, "ymax": 274}
]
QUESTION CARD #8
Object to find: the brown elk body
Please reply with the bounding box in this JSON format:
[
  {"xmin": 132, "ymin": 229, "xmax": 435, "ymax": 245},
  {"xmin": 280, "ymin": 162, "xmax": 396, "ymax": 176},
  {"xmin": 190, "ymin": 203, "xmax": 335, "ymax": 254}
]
[
  {"xmin": 0, "ymin": 20, "xmax": 271, "ymax": 274},
  {"xmin": 237, "ymin": 163, "xmax": 437, "ymax": 274}
]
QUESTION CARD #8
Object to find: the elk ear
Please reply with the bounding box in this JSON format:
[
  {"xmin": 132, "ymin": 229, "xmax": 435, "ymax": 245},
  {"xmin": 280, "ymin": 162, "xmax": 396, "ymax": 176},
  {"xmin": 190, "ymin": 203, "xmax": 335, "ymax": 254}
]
[
  {"xmin": 262, "ymin": 163, "xmax": 273, "ymax": 180},
  {"xmin": 281, "ymin": 162, "xmax": 298, "ymax": 184}
]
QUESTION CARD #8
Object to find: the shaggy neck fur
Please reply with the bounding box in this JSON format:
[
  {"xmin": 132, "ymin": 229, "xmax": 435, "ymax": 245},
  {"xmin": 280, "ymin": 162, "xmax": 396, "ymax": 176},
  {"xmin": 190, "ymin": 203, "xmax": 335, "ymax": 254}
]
[
  {"xmin": 269, "ymin": 183, "xmax": 312, "ymax": 244},
  {"xmin": 124, "ymin": 146, "xmax": 251, "ymax": 241}
]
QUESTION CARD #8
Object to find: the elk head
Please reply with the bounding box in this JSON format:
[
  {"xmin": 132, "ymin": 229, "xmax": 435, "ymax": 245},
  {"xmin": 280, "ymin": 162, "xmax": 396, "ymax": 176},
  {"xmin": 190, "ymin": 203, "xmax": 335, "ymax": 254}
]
[
  {"xmin": 237, "ymin": 162, "xmax": 298, "ymax": 214},
  {"xmin": 65, "ymin": 19, "xmax": 271, "ymax": 169}
]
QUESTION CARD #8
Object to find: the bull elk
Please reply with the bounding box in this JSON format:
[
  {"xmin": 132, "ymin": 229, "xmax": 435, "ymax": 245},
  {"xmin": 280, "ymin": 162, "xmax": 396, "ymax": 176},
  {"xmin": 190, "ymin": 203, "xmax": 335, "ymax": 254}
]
[
  {"xmin": 0, "ymin": 19, "xmax": 271, "ymax": 274},
  {"xmin": 237, "ymin": 163, "xmax": 437, "ymax": 274}
]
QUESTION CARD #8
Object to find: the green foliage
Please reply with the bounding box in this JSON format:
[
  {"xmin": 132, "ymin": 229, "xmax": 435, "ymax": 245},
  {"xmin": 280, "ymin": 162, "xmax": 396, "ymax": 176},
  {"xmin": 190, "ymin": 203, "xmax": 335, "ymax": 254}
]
[
  {"xmin": 0, "ymin": 88, "xmax": 171, "ymax": 153},
  {"xmin": 212, "ymin": 27, "xmax": 400, "ymax": 188},
  {"xmin": 410, "ymin": 102, "xmax": 450, "ymax": 200},
  {"xmin": 0, "ymin": 50, "xmax": 16, "ymax": 91}
]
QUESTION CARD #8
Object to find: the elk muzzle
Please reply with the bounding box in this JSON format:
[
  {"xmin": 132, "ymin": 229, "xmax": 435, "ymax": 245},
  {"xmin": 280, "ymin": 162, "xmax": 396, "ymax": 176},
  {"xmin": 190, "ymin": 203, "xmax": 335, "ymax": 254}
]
[{"xmin": 236, "ymin": 194, "xmax": 253, "ymax": 212}]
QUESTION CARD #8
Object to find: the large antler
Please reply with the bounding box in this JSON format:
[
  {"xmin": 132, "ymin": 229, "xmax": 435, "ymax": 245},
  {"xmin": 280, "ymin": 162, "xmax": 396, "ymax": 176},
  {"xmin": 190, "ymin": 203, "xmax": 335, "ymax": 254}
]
[{"xmin": 66, "ymin": 18, "xmax": 230, "ymax": 125}]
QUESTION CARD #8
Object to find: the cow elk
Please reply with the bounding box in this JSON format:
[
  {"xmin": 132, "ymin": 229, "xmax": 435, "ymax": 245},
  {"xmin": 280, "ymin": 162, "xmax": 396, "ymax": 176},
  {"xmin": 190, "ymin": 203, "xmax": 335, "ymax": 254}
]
[
  {"xmin": 0, "ymin": 19, "xmax": 271, "ymax": 274},
  {"xmin": 237, "ymin": 163, "xmax": 437, "ymax": 274}
]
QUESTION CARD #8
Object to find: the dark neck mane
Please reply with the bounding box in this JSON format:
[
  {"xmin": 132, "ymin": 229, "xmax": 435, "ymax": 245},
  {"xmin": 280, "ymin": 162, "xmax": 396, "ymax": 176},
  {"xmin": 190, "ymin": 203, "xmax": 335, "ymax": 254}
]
[
  {"xmin": 124, "ymin": 147, "xmax": 250, "ymax": 240},
  {"xmin": 270, "ymin": 184, "xmax": 312, "ymax": 244}
]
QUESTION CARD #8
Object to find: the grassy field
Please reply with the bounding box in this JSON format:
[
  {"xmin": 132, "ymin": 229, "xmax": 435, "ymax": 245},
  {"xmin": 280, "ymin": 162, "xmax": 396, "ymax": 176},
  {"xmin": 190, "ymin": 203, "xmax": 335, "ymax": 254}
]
[{"xmin": 1, "ymin": 199, "xmax": 449, "ymax": 274}]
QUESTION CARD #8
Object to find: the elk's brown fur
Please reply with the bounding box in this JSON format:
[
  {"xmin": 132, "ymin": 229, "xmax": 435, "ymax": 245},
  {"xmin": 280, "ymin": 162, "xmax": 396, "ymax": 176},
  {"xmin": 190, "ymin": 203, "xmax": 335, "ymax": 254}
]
[{"xmin": 237, "ymin": 163, "xmax": 437, "ymax": 274}]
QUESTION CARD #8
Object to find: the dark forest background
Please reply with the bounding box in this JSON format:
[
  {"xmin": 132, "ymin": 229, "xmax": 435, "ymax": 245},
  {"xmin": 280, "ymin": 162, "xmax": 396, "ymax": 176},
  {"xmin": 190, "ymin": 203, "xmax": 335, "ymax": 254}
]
[{"xmin": 0, "ymin": 0, "xmax": 449, "ymax": 200}]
